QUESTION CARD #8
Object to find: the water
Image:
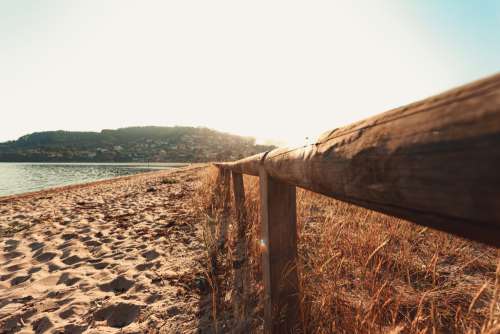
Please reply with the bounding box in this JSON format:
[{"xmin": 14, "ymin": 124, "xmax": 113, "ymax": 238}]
[{"xmin": 0, "ymin": 162, "xmax": 187, "ymax": 197}]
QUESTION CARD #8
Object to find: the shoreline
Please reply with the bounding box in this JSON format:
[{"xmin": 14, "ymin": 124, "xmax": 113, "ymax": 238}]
[{"xmin": 0, "ymin": 164, "xmax": 204, "ymax": 203}]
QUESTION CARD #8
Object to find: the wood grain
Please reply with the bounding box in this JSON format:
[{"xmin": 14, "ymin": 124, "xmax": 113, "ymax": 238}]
[
  {"xmin": 231, "ymin": 171, "xmax": 249, "ymax": 322},
  {"xmin": 217, "ymin": 168, "xmax": 231, "ymax": 248},
  {"xmin": 217, "ymin": 72, "xmax": 500, "ymax": 247},
  {"xmin": 259, "ymin": 167, "xmax": 301, "ymax": 333}
]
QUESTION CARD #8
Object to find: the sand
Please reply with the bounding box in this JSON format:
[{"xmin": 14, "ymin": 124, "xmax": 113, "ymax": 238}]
[{"xmin": 0, "ymin": 165, "xmax": 212, "ymax": 333}]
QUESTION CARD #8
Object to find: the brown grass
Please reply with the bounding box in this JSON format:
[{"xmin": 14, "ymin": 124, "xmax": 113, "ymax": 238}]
[{"xmin": 192, "ymin": 166, "xmax": 500, "ymax": 333}]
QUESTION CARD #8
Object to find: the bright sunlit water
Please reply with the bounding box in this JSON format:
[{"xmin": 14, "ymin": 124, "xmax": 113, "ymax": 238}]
[{"xmin": 0, "ymin": 163, "xmax": 186, "ymax": 197}]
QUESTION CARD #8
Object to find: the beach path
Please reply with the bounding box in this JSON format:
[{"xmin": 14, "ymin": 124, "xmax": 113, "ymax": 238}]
[{"xmin": 0, "ymin": 165, "xmax": 212, "ymax": 333}]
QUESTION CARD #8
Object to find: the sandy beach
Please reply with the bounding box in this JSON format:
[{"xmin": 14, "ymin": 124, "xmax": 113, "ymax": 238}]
[{"xmin": 0, "ymin": 165, "xmax": 212, "ymax": 333}]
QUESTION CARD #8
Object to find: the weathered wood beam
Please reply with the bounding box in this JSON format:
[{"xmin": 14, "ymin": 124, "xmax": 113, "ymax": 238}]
[
  {"xmin": 215, "ymin": 152, "xmax": 264, "ymax": 176},
  {"xmin": 218, "ymin": 72, "xmax": 500, "ymax": 247}
]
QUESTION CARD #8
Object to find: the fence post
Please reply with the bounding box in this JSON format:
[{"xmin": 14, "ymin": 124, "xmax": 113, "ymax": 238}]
[
  {"xmin": 217, "ymin": 168, "xmax": 231, "ymax": 248},
  {"xmin": 231, "ymin": 171, "xmax": 249, "ymax": 323},
  {"xmin": 232, "ymin": 172, "xmax": 247, "ymax": 233},
  {"xmin": 259, "ymin": 167, "xmax": 301, "ymax": 333}
]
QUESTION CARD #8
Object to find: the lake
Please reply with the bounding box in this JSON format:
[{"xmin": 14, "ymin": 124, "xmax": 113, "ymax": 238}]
[{"xmin": 0, "ymin": 162, "xmax": 187, "ymax": 197}]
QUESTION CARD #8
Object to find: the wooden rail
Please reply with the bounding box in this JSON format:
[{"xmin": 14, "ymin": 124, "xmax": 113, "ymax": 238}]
[{"xmin": 214, "ymin": 72, "xmax": 500, "ymax": 333}]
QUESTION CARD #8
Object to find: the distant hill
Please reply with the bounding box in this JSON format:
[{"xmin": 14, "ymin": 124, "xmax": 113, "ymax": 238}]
[{"xmin": 0, "ymin": 126, "xmax": 276, "ymax": 162}]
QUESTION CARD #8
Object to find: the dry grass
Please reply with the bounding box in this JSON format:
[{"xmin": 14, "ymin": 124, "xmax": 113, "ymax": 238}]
[{"xmin": 192, "ymin": 166, "xmax": 500, "ymax": 333}]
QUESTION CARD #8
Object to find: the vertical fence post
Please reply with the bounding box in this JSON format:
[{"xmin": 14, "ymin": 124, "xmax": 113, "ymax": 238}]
[
  {"xmin": 221, "ymin": 168, "xmax": 231, "ymax": 214},
  {"xmin": 259, "ymin": 167, "xmax": 301, "ymax": 333},
  {"xmin": 232, "ymin": 172, "xmax": 247, "ymax": 234},
  {"xmin": 231, "ymin": 171, "xmax": 249, "ymax": 323},
  {"xmin": 217, "ymin": 168, "xmax": 231, "ymax": 248}
]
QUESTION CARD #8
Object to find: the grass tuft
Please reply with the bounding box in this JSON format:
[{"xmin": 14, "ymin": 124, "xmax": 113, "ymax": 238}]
[{"xmin": 192, "ymin": 167, "xmax": 500, "ymax": 333}]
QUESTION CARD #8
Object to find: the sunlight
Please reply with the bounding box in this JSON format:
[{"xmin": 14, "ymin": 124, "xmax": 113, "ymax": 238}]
[{"xmin": 2, "ymin": 1, "xmax": 498, "ymax": 145}]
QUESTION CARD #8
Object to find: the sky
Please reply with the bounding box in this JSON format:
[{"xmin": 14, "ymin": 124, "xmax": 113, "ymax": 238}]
[{"xmin": 1, "ymin": 1, "xmax": 499, "ymax": 146}]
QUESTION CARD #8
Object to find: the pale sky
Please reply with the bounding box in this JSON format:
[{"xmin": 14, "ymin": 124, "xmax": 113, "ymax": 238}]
[{"xmin": 1, "ymin": 1, "xmax": 499, "ymax": 146}]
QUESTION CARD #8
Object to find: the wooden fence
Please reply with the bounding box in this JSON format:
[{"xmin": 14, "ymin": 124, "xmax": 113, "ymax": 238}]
[{"xmin": 214, "ymin": 72, "xmax": 500, "ymax": 333}]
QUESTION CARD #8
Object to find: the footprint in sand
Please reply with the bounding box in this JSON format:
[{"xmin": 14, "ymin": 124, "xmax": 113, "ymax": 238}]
[
  {"xmin": 94, "ymin": 302, "xmax": 141, "ymax": 328},
  {"xmin": 58, "ymin": 323, "xmax": 87, "ymax": 334},
  {"xmin": 4, "ymin": 239, "xmax": 19, "ymax": 247},
  {"xmin": 112, "ymin": 240, "xmax": 125, "ymax": 247},
  {"xmin": 5, "ymin": 263, "xmax": 24, "ymax": 272},
  {"xmin": 1, "ymin": 313, "xmax": 26, "ymax": 333},
  {"xmin": 46, "ymin": 290, "xmax": 69, "ymax": 299},
  {"xmin": 61, "ymin": 233, "xmax": 78, "ymax": 241},
  {"xmin": 79, "ymin": 235, "xmax": 93, "ymax": 242},
  {"xmin": 47, "ymin": 263, "xmax": 61, "ymax": 272},
  {"xmin": 84, "ymin": 239, "xmax": 102, "ymax": 247},
  {"xmin": 4, "ymin": 250, "xmax": 23, "ymax": 260},
  {"xmin": 35, "ymin": 252, "xmax": 57, "ymax": 263},
  {"xmin": 93, "ymin": 262, "xmax": 110, "ymax": 270},
  {"xmin": 1, "ymin": 273, "xmax": 15, "ymax": 281},
  {"xmin": 141, "ymin": 249, "xmax": 159, "ymax": 261},
  {"xmin": 135, "ymin": 262, "xmax": 155, "ymax": 271},
  {"xmin": 112, "ymin": 252, "xmax": 126, "ymax": 260},
  {"xmin": 10, "ymin": 274, "xmax": 31, "ymax": 286},
  {"xmin": 58, "ymin": 241, "xmax": 76, "ymax": 250},
  {"xmin": 99, "ymin": 275, "xmax": 134, "ymax": 294},
  {"xmin": 28, "ymin": 241, "xmax": 45, "ymax": 252},
  {"xmin": 145, "ymin": 293, "xmax": 162, "ymax": 304},
  {"xmin": 79, "ymin": 227, "xmax": 92, "ymax": 234},
  {"xmin": 101, "ymin": 237, "xmax": 114, "ymax": 244},
  {"xmin": 58, "ymin": 304, "xmax": 86, "ymax": 320},
  {"xmin": 4, "ymin": 244, "xmax": 18, "ymax": 253},
  {"xmin": 62, "ymin": 255, "xmax": 85, "ymax": 266},
  {"xmin": 28, "ymin": 266, "xmax": 42, "ymax": 274},
  {"xmin": 57, "ymin": 273, "xmax": 80, "ymax": 286},
  {"xmin": 32, "ymin": 315, "xmax": 53, "ymax": 333}
]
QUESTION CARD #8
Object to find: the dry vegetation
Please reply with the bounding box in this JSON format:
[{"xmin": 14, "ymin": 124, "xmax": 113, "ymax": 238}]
[{"xmin": 192, "ymin": 167, "xmax": 500, "ymax": 333}]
